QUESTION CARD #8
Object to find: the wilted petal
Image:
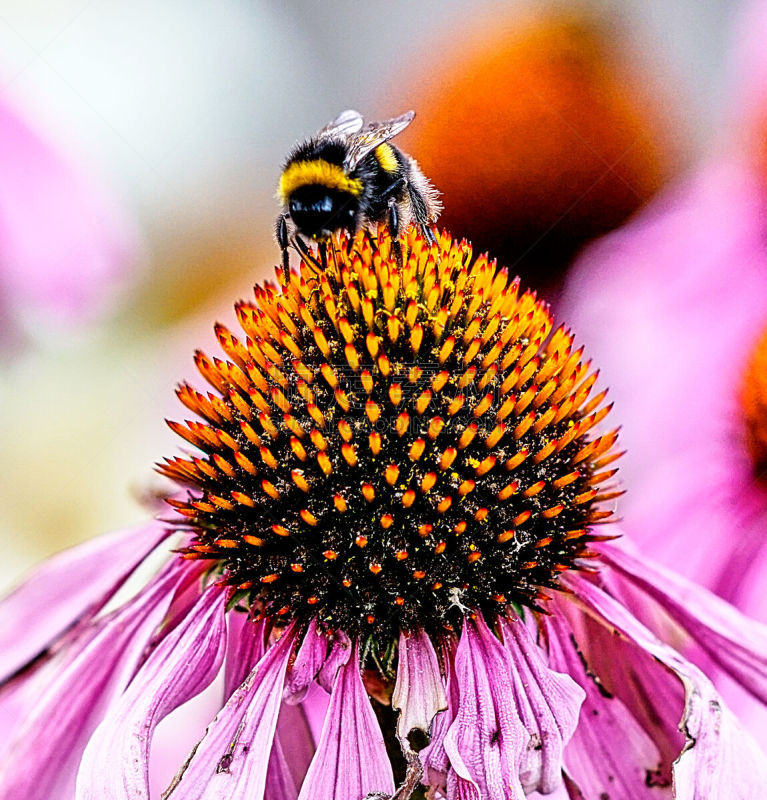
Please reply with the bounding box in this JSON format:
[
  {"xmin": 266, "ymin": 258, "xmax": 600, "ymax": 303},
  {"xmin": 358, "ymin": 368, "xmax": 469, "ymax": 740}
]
[
  {"xmin": 164, "ymin": 623, "xmax": 297, "ymax": 799},
  {"xmin": 267, "ymin": 703, "xmax": 316, "ymax": 800},
  {"xmin": 672, "ymin": 700, "xmax": 767, "ymax": 800},
  {"xmin": 265, "ymin": 737, "xmax": 299, "ymax": 800},
  {"xmin": 0, "ymin": 558, "xmax": 188, "ymax": 799},
  {"xmin": 600, "ymin": 542, "xmax": 767, "ymax": 703},
  {"xmin": 499, "ymin": 614, "xmax": 585, "ymax": 794},
  {"xmin": 0, "ymin": 522, "xmax": 167, "ymax": 684},
  {"xmin": 75, "ymin": 583, "xmax": 227, "ymax": 800},
  {"xmin": 544, "ymin": 610, "xmax": 668, "ymax": 798},
  {"xmin": 225, "ymin": 615, "xmax": 312, "ymax": 800},
  {"xmin": 444, "ymin": 615, "xmax": 527, "ymax": 800},
  {"xmin": 224, "ymin": 611, "xmax": 267, "ymax": 698},
  {"xmin": 317, "ymin": 628, "xmax": 352, "ymax": 691},
  {"xmin": 297, "ymin": 642, "xmax": 394, "ymax": 800},
  {"xmin": 301, "ymin": 681, "xmax": 331, "ymax": 743},
  {"xmin": 556, "ymin": 594, "xmax": 684, "ymax": 784},
  {"xmin": 392, "ymin": 627, "xmax": 448, "ymax": 748},
  {"xmin": 422, "ymin": 641, "xmax": 458, "ymax": 794},
  {"xmin": 284, "ymin": 618, "xmax": 328, "ymax": 703},
  {"xmin": 567, "ymin": 574, "xmax": 767, "ymax": 798}
]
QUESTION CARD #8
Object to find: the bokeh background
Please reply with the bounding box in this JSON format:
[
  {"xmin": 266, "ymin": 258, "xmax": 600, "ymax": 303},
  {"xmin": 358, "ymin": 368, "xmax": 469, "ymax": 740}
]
[{"xmin": 0, "ymin": 0, "xmax": 748, "ymax": 593}]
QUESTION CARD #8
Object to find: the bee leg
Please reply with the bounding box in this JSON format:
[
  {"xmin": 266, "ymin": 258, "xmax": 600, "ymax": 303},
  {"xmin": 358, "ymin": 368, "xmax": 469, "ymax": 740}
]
[
  {"xmin": 387, "ymin": 198, "xmax": 403, "ymax": 269},
  {"xmin": 421, "ymin": 223, "xmax": 437, "ymax": 247},
  {"xmin": 380, "ymin": 176, "xmax": 407, "ymax": 203},
  {"xmin": 293, "ymin": 235, "xmax": 323, "ymax": 273},
  {"xmin": 407, "ymin": 184, "xmax": 437, "ymax": 246},
  {"xmin": 276, "ymin": 213, "xmax": 291, "ymax": 285},
  {"xmin": 318, "ymin": 241, "xmax": 328, "ymax": 271}
]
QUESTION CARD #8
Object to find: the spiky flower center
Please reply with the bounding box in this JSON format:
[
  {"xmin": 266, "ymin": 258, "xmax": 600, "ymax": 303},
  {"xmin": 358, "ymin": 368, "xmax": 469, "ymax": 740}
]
[
  {"xmin": 162, "ymin": 227, "xmax": 619, "ymax": 640},
  {"xmin": 742, "ymin": 324, "xmax": 767, "ymax": 481}
]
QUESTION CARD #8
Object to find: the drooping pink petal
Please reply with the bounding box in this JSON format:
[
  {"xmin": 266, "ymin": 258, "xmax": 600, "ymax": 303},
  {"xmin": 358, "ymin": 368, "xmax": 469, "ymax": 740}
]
[
  {"xmin": 0, "ymin": 557, "xmax": 189, "ymax": 800},
  {"xmin": 555, "ymin": 592, "xmax": 684, "ymax": 783},
  {"xmin": 265, "ymin": 737, "xmax": 299, "ymax": 800},
  {"xmin": 203, "ymin": 611, "xmax": 314, "ymax": 800},
  {"xmin": 75, "ymin": 583, "xmax": 227, "ymax": 800},
  {"xmin": 300, "ymin": 681, "xmax": 331, "ymax": 743},
  {"xmin": 0, "ymin": 666, "xmax": 43, "ymax": 752},
  {"xmin": 297, "ymin": 641, "xmax": 394, "ymax": 800},
  {"xmin": 268, "ymin": 703, "xmax": 316, "ymax": 800},
  {"xmin": 422, "ymin": 639, "xmax": 458, "ymax": 795},
  {"xmin": 151, "ymin": 554, "xmax": 210, "ymax": 644},
  {"xmin": 163, "ymin": 622, "xmax": 297, "ymax": 799},
  {"xmin": 443, "ymin": 615, "xmax": 527, "ymax": 800},
  {"xmin": 224, "ymin": 611, "xmax": 267, "ymax": 698},
  {"xmin": 566, "ymin": 574, "xmax": 767, "ymax": 798},
  {"xmin": 284, "ymin": 618, "xmax": 328, "ymax": 703},
  {"xmin": 392, "ymin": 627, "xmax": 448, "ymax": 748},
  {"xmin": 599, "ymin": 541, "xmax": 767, "ymax": 704},
  {"xmin": 0, "ymin": 92, "xmax": 137, "ymax": 343},
  {"xmin": 0, "ymin": 521, "xmax": 168, "ymax": 684},
  {"xmin": 544, "ymin": 609, "xmax": 669, "ymax": 798},
  {"xmin": 498, "ymin": 613, "xmax": 585, "ymax": 794},
  {"xmin": 317, "ymin": 628, "xmax": 352, "ymax": 692}
]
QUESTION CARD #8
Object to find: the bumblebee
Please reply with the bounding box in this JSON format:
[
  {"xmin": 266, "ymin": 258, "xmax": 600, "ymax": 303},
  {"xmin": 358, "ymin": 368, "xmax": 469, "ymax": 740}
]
[{"xmin": 276, "ymin": 109, "xmax": 441, "ymax": 271}]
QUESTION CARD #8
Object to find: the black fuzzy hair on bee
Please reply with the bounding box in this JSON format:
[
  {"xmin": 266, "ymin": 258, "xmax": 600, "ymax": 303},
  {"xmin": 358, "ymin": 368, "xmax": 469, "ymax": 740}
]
[{"xmin": 276, "ymin": 109, "xmax": 441, "ymax": 274}]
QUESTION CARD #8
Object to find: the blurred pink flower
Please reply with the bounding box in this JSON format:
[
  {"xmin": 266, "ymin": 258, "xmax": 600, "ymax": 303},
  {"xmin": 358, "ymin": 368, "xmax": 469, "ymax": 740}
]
[
  {"xmin": 561, "ymin": 158, "xmax": 767, "ymax": 615},
  {"xmin": 560, "ymin": 0, "xmax": 767, "ymax": 623},
  {"xmin": 0, "ymin": 93, "xmax": 137, "ymax": 348}
]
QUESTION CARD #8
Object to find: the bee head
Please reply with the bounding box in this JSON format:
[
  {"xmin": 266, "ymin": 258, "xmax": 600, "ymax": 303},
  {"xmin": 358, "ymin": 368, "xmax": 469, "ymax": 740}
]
[{"xmin": 288, "ymin": 185, "xmax": 358, "ymax": 239}]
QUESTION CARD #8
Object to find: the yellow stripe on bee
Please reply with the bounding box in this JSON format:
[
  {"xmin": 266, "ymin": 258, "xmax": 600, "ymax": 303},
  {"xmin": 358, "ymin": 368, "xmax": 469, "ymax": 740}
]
[
  {"xmin": 374, "ymin": 143, "xmax": 399, "ymax": 174},
  {"xmin": 278, "ymin": 160, "xmax": 363, "ymax": 203}
]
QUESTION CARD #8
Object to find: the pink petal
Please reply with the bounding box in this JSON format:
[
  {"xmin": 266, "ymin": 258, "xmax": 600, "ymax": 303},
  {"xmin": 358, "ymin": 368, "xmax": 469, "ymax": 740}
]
[
  {"xmin": 0, "ymin": 521, "xmax": 168, "ymax": 684},
  {"xmin": 317, "ymin": 627, "xmax": 352, "ymax": 691},
  {"xmin": 268, "ymin": 703, "xmax": 316, "ymax": 800},
  {"xmin": 75, "ymin": 583, "xmax": 227, "ymax": 800},
  {"xmin": 544, "ymin": 609, "xmax": 668, "ymax": 798},
  {"xmin": 0, "ymin": 558, "xmax": 188, "ymax": 799},
  {"xmin": 0, "ymin": 93, "xmax": 137, "ymax": 341},
  {"xmin": 224, "ymin": 611, "xmax": 267, "ymax": 698},
  {"xmin": 300, "ymin": 681, "xmax": 331, "ymax": 743},
  {"xmin": 0, "ymin": 668, "xmax": 41, "ymax": 753},
  {"xmin": 443, "ymin": 615, "xmax": 527, "ymax": 800},
  {"xmin": 297, "ymin": 641, "xmax": 394, "ymax": 800},
  {"xmin": 422, "ymin": 639, "xmax": 458, "ymax": 795},
  {"xmin": 284, "ymin": 618, "xmax": 328, "ymax": 703},
  {"xmin": 600, "ymin": 541, "xmax": 767, "ymax": 705},
  {"xmin": 265, "ymin": 737, "xmax": 299, "ymax": 800},
  {"xmin": 567, "ymin": 574, "xmax": 767, "ymax": 797},
  {"xmin": 498, "ymin": 613, "xmax": 585, "ymax": 794},
  {"xmin": 555, "ymin": 593, "xmax": 684, "ymax": 783},
  {"xmin": 164, "ymin": 623, "xmax": 297, "ymax": 799},
  {"xmin": 392, "ymin": 627, "xmax": 448, "ymax": 749}
]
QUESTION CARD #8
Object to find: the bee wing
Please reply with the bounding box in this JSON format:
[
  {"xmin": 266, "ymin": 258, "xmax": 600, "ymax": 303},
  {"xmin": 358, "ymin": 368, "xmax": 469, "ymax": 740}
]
[
  {"xmin": 317, "ymin": 109, "xmax": 364, "ymax": 139},
  {"xmin": 344, "ymin": 110, "xmax": 415, "ymax": 170}
]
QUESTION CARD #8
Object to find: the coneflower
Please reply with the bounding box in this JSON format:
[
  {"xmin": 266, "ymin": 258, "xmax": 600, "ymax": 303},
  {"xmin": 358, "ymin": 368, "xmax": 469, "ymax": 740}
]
[
  {"xmin": 2, "ymin": 226, "xmax": 767, "ymax": 800},
  {"xmin": 161, "ymin": 226, "xmax": 616, "ymax": 642}
]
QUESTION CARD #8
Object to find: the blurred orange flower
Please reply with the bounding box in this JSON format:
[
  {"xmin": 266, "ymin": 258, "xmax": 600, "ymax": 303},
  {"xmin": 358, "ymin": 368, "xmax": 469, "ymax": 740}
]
[{"xmin": 396, "ymin": 12, "xmax": 677, "ymax": 290}]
